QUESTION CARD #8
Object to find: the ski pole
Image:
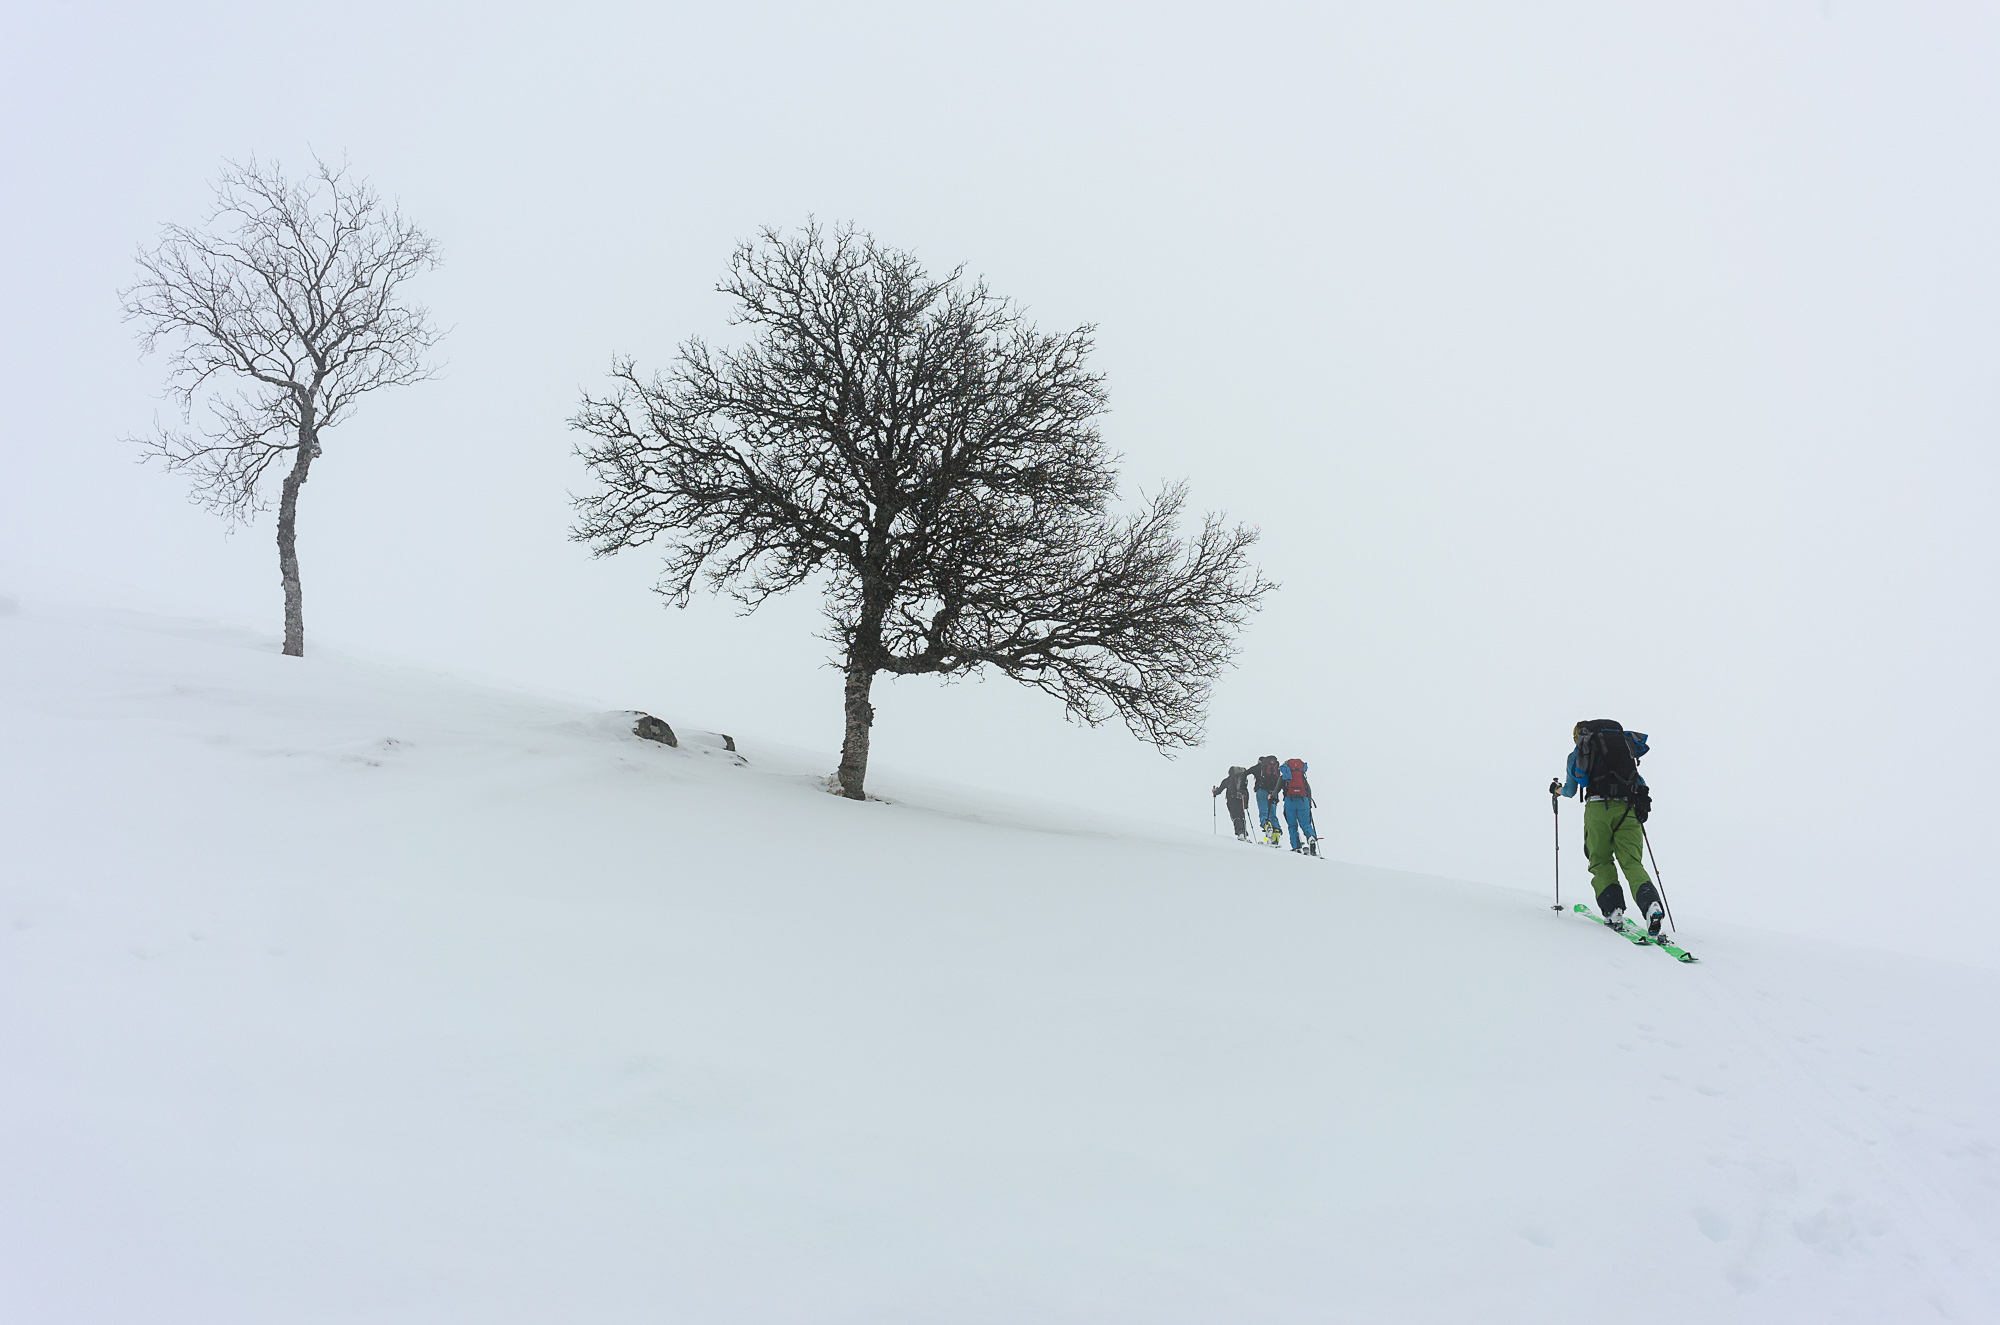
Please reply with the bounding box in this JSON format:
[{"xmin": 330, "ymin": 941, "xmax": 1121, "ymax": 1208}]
[
  {"xmin": 1548, "ymin": 778, "xmax": 1562, "ymax": 911},
  {"xmin": 1641, "ymin": 824, "xmax": 1676, "ymax": 931},
  {"xmin": 1211, "ymin": 792, "xmax": 1217, "ymax": 835}
]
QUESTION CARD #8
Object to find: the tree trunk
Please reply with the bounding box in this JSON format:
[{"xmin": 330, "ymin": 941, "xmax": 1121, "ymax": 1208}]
[
  {"xmin": 276, "ymin": 410, "xmax": 317, "ymax": 657},
  {"xmin": 835, "ymin": 662, "xmax": 877, "ymax": 800}
]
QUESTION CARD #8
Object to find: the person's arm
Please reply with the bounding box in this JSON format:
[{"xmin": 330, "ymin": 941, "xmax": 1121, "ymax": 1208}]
[{"xmin": 1561, "ymin": 749, "xmax": 1584, "ymax": 798}]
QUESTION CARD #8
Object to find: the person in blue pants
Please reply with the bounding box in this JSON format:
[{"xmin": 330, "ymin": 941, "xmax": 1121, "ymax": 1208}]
[
  {"xmin": 1278, "ymin": 757, "xmax": 1318, "ymax": 854},
  {"xmin": 1251, "ymin": 755, "xmax": 1284, "ymax": 845}
]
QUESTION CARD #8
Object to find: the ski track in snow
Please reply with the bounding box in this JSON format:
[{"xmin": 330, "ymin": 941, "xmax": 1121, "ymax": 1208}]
[{"xmin": 1, "ymin": 592, "xmax": 1996, "ymax": 1324}]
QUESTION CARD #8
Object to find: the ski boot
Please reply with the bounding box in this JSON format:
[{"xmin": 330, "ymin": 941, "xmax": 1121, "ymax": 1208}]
[
  {"xmin": 1605, "ymin": 906, "xmax": 1628, "ymax": 933},
  {"xmin": 1645, "ymin": 901, "xmax": 1665, "ymax": 937}
]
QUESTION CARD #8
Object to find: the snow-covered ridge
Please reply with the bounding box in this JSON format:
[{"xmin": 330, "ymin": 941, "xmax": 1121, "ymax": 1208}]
[{"xmin": 2, "ymin": 596, "xmax": 1995, "ymax": 1323}]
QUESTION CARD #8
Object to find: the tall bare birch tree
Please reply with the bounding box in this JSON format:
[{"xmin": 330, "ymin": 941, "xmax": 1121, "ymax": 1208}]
[
  {"xmin": 121, "ymin": 156, "xmax": 443, "ymax": 657},
  {"xmin": 572, "ymin": 223, "xmax": 1274, "ymax": 800}
]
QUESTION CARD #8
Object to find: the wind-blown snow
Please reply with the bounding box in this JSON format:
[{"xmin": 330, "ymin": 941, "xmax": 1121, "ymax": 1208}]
[{"xmin": 2, "ymin": 592, "xmax": 1995, "ymax": 1323}]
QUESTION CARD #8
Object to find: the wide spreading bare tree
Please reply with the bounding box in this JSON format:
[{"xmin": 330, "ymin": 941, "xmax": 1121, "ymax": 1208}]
[
  {"xmin": 572, "ymin": 223, "xmax": 1273, "ymax": 800},
  {"xmin": 121, "ymin": 156, "xmax": 443, "ymax": 656}
]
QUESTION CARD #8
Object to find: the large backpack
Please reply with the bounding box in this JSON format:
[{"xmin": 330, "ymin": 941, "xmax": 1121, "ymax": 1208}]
[
  {"xmin": 1253, "ymin": 755, "xmax": 1282, "ymax": 792},
  {"xmin": 1280, "ymin": 758, "xmax": 1310, "ymax": 797},
  {"xmin": 1574, "ymin": 720, "xmax": 1640, "ymax": 800}
]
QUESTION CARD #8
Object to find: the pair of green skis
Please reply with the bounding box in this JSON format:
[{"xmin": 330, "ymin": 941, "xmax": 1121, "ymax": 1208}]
[{"xmin": 1571, "ymin": 903, "xmax": 1698, "ymax": 963}]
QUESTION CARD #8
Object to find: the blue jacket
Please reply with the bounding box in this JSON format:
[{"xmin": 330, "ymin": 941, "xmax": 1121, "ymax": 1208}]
[{"xmin": 1562, "ymin": 731, "xmax": 1649, "ymax": 798}]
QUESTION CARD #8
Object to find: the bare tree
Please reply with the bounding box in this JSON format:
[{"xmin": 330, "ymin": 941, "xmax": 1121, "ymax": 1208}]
[
  {"xmin": 121, "ymin": 156, "xmax": 443, "ymax": 657},
  {"xmin": 571, "ymin": 223, "xmax": 1274, "ymax": 800}
]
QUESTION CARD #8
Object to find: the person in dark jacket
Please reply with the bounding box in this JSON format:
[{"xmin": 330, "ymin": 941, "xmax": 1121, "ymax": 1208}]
[
  {"xmin": 1250, "ymin": 755, "xmax": 1284, "ymax": 845},
  {"xmin": 1557, "ymin": 720, "xmax": 1663, "ymax": 934},
  {"xmin": 1212, "ymin": 765, "xmax": 1252, "ymax": 840}
]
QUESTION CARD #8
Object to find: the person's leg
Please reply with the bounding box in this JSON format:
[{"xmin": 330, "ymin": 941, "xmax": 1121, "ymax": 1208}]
[
  {"xmin": 1258, "ymin": 790, "xmax": 1279, "ymax": 838},
  {"xmin": 1611, "ymin": 808, "xmax": 1656, "ymax": 911},
  {"xmin": 1298, "ymin": 800, "xmax": 1317, "ymax": 842},
  {"xmin": 1583, "ymin": 800, "xmax": 1627, "ymax": 915},
  {"xmin": 1284, "ymin": 796, "xmax": 1304, "ymax": 848},
  {"xmin": 1227, "ymin": 795, "xmax": 1248, "ymax": 836}
]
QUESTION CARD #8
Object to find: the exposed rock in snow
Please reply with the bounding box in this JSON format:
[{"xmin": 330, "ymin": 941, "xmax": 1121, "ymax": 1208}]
[{"xmin": 628, "ymin": 711, "xmax": 677, "ymax": 747}]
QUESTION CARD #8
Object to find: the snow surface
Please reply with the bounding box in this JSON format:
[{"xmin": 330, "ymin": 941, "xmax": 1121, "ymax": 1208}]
[{"xmin": 3, "ymin": 591, "xmax": 1996, "ymax": 1324}]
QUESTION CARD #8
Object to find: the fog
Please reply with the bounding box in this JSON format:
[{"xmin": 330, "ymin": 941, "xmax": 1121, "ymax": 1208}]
[{"xmin": 4, "ymin": 1, "xmax": 1994, "ymax": 964}]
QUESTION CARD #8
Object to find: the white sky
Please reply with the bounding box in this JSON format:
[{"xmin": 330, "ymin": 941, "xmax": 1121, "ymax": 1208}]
[{"xmin": 3, "ymin": 1, "xmax": 1995, "ymax": 964}]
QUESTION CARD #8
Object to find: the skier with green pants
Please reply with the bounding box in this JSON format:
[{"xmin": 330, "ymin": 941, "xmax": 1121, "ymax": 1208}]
[{"xmin": 1557, "ymin": 720, "xmax": 1664, "ymax": 935}]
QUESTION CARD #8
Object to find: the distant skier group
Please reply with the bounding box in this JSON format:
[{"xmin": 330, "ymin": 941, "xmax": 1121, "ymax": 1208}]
[{"xmin": 1213, "ymin": 756, "xmax": 1318, "ymax": 855}]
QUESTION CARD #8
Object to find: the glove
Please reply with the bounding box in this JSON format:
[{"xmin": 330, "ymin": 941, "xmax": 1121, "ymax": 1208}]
[{"xmin": 1548, "ymin": 778, "xmax": 1561, "ymax": 796}]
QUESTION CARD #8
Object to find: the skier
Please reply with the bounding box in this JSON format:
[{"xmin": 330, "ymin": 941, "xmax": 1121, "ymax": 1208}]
[
  {"xmin": 1557, "ymin": 719, "xmax": 1664, "ymax": 935},
  {"xmin": 1211, "ymin": 765, "xmax": 1252, "ymax": 840},
  {"xmin": 1250, "ymin": 755, "xmax": 1284, "ymax": 846},
  {"xmin": 1278, "ymin": 757, "xmax": 1318, "ymax": 855}
]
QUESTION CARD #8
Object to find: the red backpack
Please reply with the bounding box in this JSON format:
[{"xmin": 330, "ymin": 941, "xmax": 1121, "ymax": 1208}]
[{"xmin": 1280, "ymin": 758, "xmax": 1309, "ymax": 797}]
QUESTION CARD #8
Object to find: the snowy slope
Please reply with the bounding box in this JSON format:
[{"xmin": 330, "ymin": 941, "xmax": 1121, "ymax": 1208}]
[{"xmin": 2, "ymin": 592, "xmax": 1996, "ymax": 1324}]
